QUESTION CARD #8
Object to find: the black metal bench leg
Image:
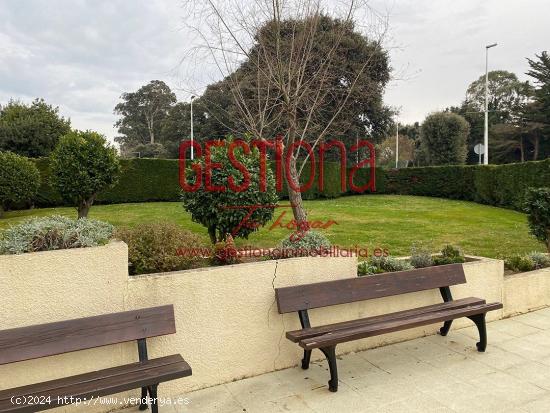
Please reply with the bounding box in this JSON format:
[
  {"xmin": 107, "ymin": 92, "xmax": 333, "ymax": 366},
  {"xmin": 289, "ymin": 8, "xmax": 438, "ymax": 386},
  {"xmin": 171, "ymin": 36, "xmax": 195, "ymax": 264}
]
[
  {"xmin": 302, "ymin": 350, "xmax": 312, "ymax": 369},
  {"xmin": 439, "ymin": 320, "xmax": 453, "ymax": 336},
  {"xmin": 319, "ymin": 345, "xmax": 338, "ymax": 392},
  {"xmin": 148, "ymin": 384, "xmax": 159, "ymax": 413},
  {"xmin": 467, "ymin": 313, "xmax": 487, "ymax": 352},
  {"xmin": 139, "ymin": 387, "xmax": 148, "ymax": 410}
]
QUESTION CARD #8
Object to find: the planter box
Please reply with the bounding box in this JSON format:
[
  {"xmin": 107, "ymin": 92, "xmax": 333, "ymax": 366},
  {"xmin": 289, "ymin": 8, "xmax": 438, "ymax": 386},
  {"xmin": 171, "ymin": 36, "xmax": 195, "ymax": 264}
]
[
  {"xmin": 504, "ymin": 267, "xmax": 550, "ymax": 317},
  {"xmin": 0, "ymin": 244, "xmax": 518, "ymax": 411}
]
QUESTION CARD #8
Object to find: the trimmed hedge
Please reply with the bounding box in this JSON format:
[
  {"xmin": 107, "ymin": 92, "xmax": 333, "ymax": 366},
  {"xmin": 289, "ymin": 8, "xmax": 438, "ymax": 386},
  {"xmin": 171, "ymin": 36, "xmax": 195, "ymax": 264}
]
[
  {"xmin": 29, "ymin": 157, "xmax": 550, "ymax": 212},
  {"xmin": 34, "ymin": 158, "xmax": 182, "ymax": 207},
  {"xmin": 378, "ymin": 159, "xmax": 550, "ymax": 211}
]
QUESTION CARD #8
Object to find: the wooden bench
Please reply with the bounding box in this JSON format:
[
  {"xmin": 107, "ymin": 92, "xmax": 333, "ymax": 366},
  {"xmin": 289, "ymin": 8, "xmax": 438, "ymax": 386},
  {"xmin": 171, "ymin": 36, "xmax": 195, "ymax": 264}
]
[
  {"xmin": 275, "ymin": 263, "xmax": 502, "ymax": 392},
  {"xmin": 0, "ymin": 305, "xmax": 191, "ymax": 412}
]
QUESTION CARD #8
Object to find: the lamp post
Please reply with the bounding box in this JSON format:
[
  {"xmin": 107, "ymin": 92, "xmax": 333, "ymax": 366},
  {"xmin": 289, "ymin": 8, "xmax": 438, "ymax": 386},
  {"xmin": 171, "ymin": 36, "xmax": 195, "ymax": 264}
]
[
  {"xmin": 484, "ymin": 43, "xmax": 497, "ymax": 165},
  {"xmin": 190, "ymin": 95, "xmax": 195, "ymax": 160},
  {"xmin": 395, "ymin": 121, "xmax": 399, "ymax": 169}
]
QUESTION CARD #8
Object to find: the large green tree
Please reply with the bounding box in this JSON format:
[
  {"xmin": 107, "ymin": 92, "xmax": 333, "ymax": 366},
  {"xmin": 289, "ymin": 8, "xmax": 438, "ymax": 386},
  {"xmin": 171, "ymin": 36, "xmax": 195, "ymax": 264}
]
[
  {"xmin": 456, "ymin": 71, "xmax": 534, "ymax": 164},
  {"xmin": 0, "ymin": 99, "xmax": 71, "ymax": 157},
  {"xmin": 420, "ymin": 112, "xmax": 469, "ymax": 165},
  {"xmin": 524, "ymin": 51, "xmax": 550, "ymax": 160},
  {"xmin": 114, "ymin": 80, "xmax": 176, "ymax": 156}
]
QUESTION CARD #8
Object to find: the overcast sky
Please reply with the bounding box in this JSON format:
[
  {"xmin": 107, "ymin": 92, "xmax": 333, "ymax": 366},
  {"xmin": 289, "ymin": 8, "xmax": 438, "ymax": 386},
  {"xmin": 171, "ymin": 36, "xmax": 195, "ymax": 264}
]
[{"xmin": 1, "ymin": 0, "xmax": 548, "ymax": 143}]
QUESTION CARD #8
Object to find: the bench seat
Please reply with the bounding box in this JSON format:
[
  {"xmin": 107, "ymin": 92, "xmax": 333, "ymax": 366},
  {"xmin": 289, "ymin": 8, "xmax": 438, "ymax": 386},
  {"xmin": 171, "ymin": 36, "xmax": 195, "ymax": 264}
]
[
  {"xmin": 286, "ymin": 296, "xmax": 486, "ymax": 343},
  {"xmin": 0, "ymin": 355, "xmax": 191, "ymax": 413},
  {"xmin": 297, "ymin": 300, "xmax": 502, "ymax": 350}
]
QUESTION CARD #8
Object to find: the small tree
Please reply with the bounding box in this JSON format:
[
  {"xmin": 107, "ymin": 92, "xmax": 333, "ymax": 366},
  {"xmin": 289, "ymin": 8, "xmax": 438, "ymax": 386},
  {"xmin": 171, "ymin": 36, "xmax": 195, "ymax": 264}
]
[
  {"xmin": 420, "ymin": 112, "xmax": 469, "ymax": 165},
  {"xmin": 525, "ymin": 187, "xmax": 550, "ymax": 252},
  {"xmin": 50, "ymin": 131, "xmax": 120, "ymax": 218},
  {"xmin": 0, "ymin": 151, "xmax": 40, "ymax": 217},
  {"xmin": 181, "ymin": 138, "xmax": 278, "ymax": 243}
]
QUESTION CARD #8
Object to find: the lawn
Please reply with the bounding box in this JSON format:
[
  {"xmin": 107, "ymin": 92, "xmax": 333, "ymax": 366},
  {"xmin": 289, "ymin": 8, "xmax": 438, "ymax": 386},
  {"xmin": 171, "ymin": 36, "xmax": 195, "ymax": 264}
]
[{"xmin": 0, "ymin": 195, "xmax": 542, "ymax": 258}]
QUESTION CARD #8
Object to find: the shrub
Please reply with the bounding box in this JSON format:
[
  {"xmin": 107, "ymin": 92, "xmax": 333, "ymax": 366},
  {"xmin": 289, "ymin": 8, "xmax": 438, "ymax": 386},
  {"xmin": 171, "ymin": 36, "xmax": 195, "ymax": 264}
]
[
  {"xmin": 0, "ymin": 151, "xmax": 40, "ymax": 217},
  {"xmin": 357, "ymin": 260, "xmax": 384, "ymax": 276},
  {"xmin": 410, "ymin": 243, "xmax": 433, "ymax": 268},
  {"xmin": 433, "ymin": 244, "xmax": 465, "ymax": 265},
  {"xmin": 369, "ymin": 255, "xmax": 414, "ymax": 273},
  {"xmin": 0, "ymin": 215, "xmax": 113, "ymax": 254},
  {"xmin": 212, "ymin": 234, "xmax": 241, "ymax": 265},
  {"xmin": 525, "ymin": 187, "xmax": 550, "ymax": 252},
  {"xmin": 50, "ymin": 130, "xmax": 120, "ymax": 218},
  {"xmin": 115, "ymin": 222, "xmax": 205, "ymax": 275},
  {"xmin": 528, "ymin": 252, "xmax": 550, "ymax": 269},
  {"xmin": 275, "ymin": 230, "xmax": 331, "ymax": 258},
  {"xmin": 504, "ymin": 254, "xmax": 536, "ymax": 273},
  {"xmin": 420, "ymin": 112, "xmax": 469, "ymax": 165},
  {"xmin": 181, "ymin": 138, "xmax": 279, "ymax": 243}
]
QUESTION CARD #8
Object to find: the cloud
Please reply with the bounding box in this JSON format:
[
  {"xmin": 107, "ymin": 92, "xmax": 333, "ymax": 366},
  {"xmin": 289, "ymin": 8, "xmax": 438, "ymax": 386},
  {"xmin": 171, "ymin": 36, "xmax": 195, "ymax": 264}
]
[{"xmin": 0, "ymin": 0, "xmax": 548, "ymax": 141}]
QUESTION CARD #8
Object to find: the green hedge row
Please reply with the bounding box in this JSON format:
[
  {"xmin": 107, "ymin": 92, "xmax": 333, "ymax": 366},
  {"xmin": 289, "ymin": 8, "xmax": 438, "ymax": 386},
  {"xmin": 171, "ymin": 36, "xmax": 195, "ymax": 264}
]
[
  {"xmin": 34, "ymin": 158, "xmax": 182, "ymax": 207},
  {"xmin": 379, "ymin": 159, "xmax": 550, "ymax": 210},
  {"xmin": 31, "ymin": 157, "xmax": 549, "ymax": 212}
]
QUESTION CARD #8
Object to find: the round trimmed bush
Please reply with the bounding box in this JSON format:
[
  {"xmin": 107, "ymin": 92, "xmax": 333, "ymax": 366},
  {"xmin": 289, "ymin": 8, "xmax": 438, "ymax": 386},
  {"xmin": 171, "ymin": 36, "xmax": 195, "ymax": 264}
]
[{"xmin": 0, "ymin": 151, "xmax": 40, "ymax": 217}]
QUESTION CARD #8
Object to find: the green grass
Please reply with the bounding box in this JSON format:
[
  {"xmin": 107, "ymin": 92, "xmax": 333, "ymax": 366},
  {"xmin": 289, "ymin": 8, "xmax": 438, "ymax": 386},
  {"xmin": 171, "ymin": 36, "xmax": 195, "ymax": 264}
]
[{"xmin": 0, "ymin": 195, "xmax": 542, "ymax": 258}]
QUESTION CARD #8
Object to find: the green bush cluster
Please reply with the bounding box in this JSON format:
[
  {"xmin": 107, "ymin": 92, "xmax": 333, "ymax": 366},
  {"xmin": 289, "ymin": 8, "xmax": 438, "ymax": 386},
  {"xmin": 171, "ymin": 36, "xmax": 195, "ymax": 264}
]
[
  {"xmin": 524, "ymin": 187, "xmax": 550, "ymax": 252},
  {"xmin": 381, "ymin": 159, "xmax": 550, "ymax": 211},
  {"xmin": 0, "ymin": 151, "xmax": 41, "ymax": 216},
  {"xmin": 275, "ymin": 230, "xmax": 331, "ymax": 258},
  {"xmin": 357, "ymin": 256, "xmax": 413, "ymax": 276},
  {"xmin": 409, "ymin": 243, "xmax": 433, "ymax": 268},
  {"xmin": 433, "ymin": 244, "xmax": 465, "ymax": 265},
  {"xmin": 115, "ymin": 222, "xmax": 206, "ymax": 275},
  {"xmin": 0, "ymin": 215, "xmax": 113, "ymax": 254},
  {"xmin": 504, "ymin": 252, "xmax": 550, "ymax": 273}
]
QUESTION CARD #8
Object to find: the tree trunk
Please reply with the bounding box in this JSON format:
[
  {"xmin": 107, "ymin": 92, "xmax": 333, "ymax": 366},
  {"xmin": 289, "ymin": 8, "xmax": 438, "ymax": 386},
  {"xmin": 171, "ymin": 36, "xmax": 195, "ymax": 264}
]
[
  {"xmin": 519, "ymin": 137, "xmax": 524, "ymax": 162},
  {"xmin": 77, "ymin": 196, "xmax": 95, "ymax": 219},
  {"xmin": 0, "ymin": 205, "xmax": 4, "ymax": 218},
  {"xmin": 533, "ymin": 136, "xmax": 539, "ymax": 161},
  {"xmin": 208, "ymin": 227, "xmax": 217, "ymax": 244},
  {"xmin": 286, "ymin": 155, "xmax": 309, "ymax": 231}
]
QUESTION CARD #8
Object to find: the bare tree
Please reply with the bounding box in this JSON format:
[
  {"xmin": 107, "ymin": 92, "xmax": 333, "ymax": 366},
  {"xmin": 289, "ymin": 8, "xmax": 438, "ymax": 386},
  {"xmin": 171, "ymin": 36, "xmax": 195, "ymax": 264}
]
[{"xmin": 184, "ymin": 0, "xmax": 389, "ymax": 227}]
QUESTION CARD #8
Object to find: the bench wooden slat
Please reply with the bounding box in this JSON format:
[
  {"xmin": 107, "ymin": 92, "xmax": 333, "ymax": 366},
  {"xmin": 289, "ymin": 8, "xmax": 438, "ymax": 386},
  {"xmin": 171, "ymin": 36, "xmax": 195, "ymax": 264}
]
[
  {"xmin": 299, "ymin": 302, "xmax": 503, "ymax": 349},
  {"xmin": 0, "ymin": 355, "xmax": 186, "ymax": 401},
  {"xmin": 286, "ymin": 297, "xmax": 486, "ymax": 343},
  {"xmin": 0, "ymin": 305, "xmax": 176, "ymax": 366},
  {"xmin": 0, "ymin": 356, "xmax": 191, "ymax": 413},
  {"xmin": 276, "ymin": 263, "xmax": 466, "ymax": 313}
]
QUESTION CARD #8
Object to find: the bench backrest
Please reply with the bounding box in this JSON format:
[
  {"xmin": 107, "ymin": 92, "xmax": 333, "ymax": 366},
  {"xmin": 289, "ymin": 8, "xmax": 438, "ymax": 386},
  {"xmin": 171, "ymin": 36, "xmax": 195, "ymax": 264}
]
[
  {"xmin": 0, "ymin": 305, "xmax": 175, "ymax": 365},
  {"xmin": 276, "ymin": 263, "xmax": 466, "ymax": 314}
]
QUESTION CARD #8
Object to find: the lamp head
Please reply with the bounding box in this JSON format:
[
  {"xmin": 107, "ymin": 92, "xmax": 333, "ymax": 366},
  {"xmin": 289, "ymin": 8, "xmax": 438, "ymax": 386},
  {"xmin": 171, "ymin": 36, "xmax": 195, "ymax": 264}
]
[{"xmin": 486, "ymin": 43, "xmax": 497, "ymax": 49}]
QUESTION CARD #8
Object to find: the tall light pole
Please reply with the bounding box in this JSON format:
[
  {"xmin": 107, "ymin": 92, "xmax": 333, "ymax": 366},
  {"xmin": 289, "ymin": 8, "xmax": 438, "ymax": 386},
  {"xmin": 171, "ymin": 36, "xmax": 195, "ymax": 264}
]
[
  {"xmin": 190, "ymin": 95, "xmax": 195, "ymax": 160},
  {"xmin": 484, "ymin": 43, "xmax": 497, "ymax": 165},
  {"xmin": 395, "ymin": 121, "xmax": 399, "ymax": 169}
]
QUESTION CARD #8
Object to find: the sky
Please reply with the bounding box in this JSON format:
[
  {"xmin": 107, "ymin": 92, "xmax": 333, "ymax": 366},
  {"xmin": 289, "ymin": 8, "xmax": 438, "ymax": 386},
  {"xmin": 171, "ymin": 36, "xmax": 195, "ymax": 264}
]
[{"xmin": 0, "ymin": 0, "xmax": 549, "ymax": 143}]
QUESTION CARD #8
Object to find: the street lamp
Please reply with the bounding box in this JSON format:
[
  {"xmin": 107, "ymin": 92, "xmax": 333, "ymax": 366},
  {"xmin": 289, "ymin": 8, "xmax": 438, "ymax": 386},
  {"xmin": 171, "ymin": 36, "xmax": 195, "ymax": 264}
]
[
  {"xmin": 190, "ymin": 95, "xmax": 196, "ymax": 160},
  {"xmin": 484, "ymin": 43, "xmax": 497, "ymax": 165},
  {"xmin": 395, "ymin": 121, "xmax": 399, "ymax": 169}
]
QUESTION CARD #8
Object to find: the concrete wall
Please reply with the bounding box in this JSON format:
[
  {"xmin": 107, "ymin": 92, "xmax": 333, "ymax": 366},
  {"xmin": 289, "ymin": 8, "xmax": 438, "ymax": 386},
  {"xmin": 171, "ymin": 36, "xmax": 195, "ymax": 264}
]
[
  {"xmin": 1, "ymin": 243, "xmax": 543, "ymax": 412},
  {"xmin": 504, "ymin": 267, "xmax": 550, "ymax": 317}
]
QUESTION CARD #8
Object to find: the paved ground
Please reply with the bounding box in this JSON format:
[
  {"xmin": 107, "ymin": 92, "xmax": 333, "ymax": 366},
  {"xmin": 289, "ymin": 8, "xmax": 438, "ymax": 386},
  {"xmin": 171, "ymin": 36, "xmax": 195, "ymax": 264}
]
[{"xmin": 147, "ymin": 308, "xmax": 550, "ymax": 412}]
